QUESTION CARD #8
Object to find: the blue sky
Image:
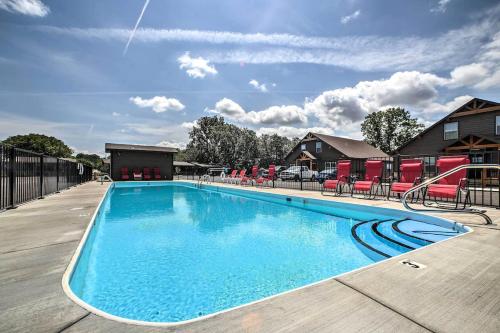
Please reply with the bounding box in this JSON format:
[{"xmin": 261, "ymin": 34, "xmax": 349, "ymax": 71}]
[{"xmin": 0, "ymin": 0, "xmax": 499, "ymax": 154}]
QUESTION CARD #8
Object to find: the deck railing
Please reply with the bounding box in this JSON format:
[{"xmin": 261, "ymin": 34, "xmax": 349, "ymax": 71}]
[{"xmin": 0, "ymin": 144, "xmax": 93, "ymax": 211}]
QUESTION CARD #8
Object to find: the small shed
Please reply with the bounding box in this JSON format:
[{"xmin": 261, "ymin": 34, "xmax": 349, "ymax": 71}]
[{"xmin": 105, "ymin": 143, "xmax": 178, "ymax": 180}]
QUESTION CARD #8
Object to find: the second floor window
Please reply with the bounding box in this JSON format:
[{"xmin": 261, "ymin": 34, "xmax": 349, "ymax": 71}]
[
  {"xmin": 301, "ymin": 143, "xmax": 306, "ymax": 151},
  {"xmin": 444, "ymin": 122, "xmax": 458, "ymax": 140},
  {"xmin": 496, "ymin": 116, "xmax": 500, "ymax": 135},
  {"xmin": 315, "ymin": 141, "xmax": 322, "ymax": 153}
]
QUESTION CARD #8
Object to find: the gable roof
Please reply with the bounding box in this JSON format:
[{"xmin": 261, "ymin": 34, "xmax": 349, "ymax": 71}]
[
  {"xmin": 396, "ymin": 97, "xmax": 500, "ymax": 152},
  {"xmin": 105, "ymin": 143, "xmax": 178, "ymax": 153},
  {"xmin": 287, "ymin": 132, "xmax": 388, "ymax": 159}
]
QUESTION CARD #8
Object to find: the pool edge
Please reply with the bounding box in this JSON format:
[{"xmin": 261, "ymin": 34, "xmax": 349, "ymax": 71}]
[{"xmin": 61, "ymin": 181, "xmax": 474, "ymax": 327}]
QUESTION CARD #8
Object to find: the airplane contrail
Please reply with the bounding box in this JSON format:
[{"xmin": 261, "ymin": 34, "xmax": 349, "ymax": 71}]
[{"xmin": 123, "ymin": 0, "xmax": 150, "ymax": 55}]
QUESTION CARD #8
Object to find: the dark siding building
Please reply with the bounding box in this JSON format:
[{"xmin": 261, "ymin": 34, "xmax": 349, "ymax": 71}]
[
  {"xmin": 398, "ymin": 98, "xmax": 500, "ymax": 157},
  {"xmin": 285, "ymin": 132, "xmax": 388, "ymax": 171},
  {"xmin": 105, "ymin": 143, "xmax": 177, "ymax": 180}
]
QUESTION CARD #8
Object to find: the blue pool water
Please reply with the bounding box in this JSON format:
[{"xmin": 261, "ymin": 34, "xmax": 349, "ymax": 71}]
[{"xmin": 69, "ymin": 182, "xmax": 468, "ymax": 323}]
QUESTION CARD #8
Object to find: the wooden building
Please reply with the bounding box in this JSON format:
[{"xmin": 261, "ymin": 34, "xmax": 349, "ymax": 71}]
[
  {"xmin": 398, "ymin": 98, "xmax": 500, "ymax": 157},
  {"xmin": 285, "ymin": 132, "xmax": 388, "ymax": 171},
  {"xmin": 105, "ymin": 143, "xmax": 177, "ymax": 180}
]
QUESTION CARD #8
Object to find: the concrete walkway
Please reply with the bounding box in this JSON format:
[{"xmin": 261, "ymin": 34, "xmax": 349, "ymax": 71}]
[{"xmin": 1, "ymin": 181, "xmax": 499, "ymax": 333}]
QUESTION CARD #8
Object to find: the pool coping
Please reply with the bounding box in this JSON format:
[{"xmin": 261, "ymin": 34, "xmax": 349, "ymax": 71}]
[{"xmin": 61, "ymin": 180, "xmax": 474, "ymax": 327}]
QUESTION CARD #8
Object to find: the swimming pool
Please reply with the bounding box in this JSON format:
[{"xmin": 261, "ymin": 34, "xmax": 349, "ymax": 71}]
[{"xmin": 64, "ymin": 181, "xmax": 469, "ymax": 325}]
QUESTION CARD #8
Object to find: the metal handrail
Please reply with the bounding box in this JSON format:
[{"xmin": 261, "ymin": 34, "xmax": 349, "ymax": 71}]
[{"xmin": 401, "ymin": 164, "xmax": 500, "ymax": 225}]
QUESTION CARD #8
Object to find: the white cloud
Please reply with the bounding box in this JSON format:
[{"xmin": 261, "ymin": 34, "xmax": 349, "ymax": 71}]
[
  {"xmin": 431, "ymin": 0, "xmax": 452, "ymax": 13},
  {"xmin": 181, "ymin": 121, "xmax": 197, "ymax": 130},
  {"xmin": 112, "ymin": 112, "xmax": 120, "ymax": 116},
  {"xmin": 129, "ymin": 96, "xmax": 185, "ymax": 113},
  {"xmin": 341, "ymin": 10, "xmax": 361, "ymax": 24},
  {"xmin": 304, "ymin": 71, "xmax": 448, "ymax": 128},
  {"xmin": 420, "ymin": 95, "xmax": 473, "ymax": 116},
  {"xmin": 157, "ymin": 140, "xmax": 185, "ymax": 149},
  {"xmin": 177, "ymin": 52, "xmax": 217, "ymax": 78},
  {"xmin": 449, "ymin": 63, "xmax": 489, "ymax": 87},
  {"xmin": 0, "ymin": 0, "xmax": 49, "ymax": 16},
  {"xmin": 210, "ymin": 98, "xmax": 308, "ymax": 126},
  {"xmin": 39, "ymin": 11, "xmax": 499, "ymax": 72},
  {"xmin": 257, "ymin": 126, "xmax": 334, "ymax": 139},
  {"xmin": 249, "ymin": 79, "xmax": 268, "ymax": 92}
]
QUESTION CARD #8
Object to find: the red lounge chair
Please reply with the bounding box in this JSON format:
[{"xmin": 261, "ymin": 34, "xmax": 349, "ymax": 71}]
[
  {"xmin": 153, "ymin": 167, "xmax": 161, "ymax": 180},
  {"xmin": 352, "ymin": 160, "xmax": 384, "ymax": 199},
  {"xmin": 120, "ymin": 167, "xmax": 130, "ymax": 180},
  {"xmin": 241, "ymin": 165, "xmax": 258, "ymax": 186},
  {"xmin": 223, "ymin": 169, "xmax": 238, "ymax": 183},
  {"xmin": 322, "ymin": 160, "xmax": 351, "ymax": 195},
  {"xmin": 424, "ymin": 155, "xmax": 470, "ymax": 209},
  {"xmin": 388, "ymin": 159, "xmax": 423, "ymax": 200},
  {"xmin": 233, "ymin": 169, "xmax": 247, "ymax": 184},
  {"xmin": 133, "ymin": 168, "xmax": 142, "ymax": 181},
  {"xmin": 256, "ymin": 164, "xmax": 276, "ymax": 186},
  {"xmin": 143, "ymin": 167, "xmax": 151, "ymax": 180}
]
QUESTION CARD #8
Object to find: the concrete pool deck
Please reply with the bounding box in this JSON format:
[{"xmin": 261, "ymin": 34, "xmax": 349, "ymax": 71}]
[{"xmin": 0, "ymin": 181, "xmax": 499, "ymax": 332}]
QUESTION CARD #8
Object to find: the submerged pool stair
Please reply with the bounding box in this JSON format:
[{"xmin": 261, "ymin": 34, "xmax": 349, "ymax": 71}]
[{"xmin": 351, "ymin": 218, "xmax": 460, "ymax": 261}]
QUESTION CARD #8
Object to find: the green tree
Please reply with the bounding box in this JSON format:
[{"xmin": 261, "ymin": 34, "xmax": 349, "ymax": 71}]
[
  {"xmin": 361, "ymin": 107, "xmax": 424, "ymax": 153},
  {"xmin": 75, "ymin": 153, "xmax": 104, "ymax": 171},
  {"xmin": 2, "ymin": 133, "xmax": 73, "ymax": 157}
]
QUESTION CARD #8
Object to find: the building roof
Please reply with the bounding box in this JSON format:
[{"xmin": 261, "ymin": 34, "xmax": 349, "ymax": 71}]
[
  {"xmin": 173, "ymin": 161, "xmax": 195, "ymax": 167},
  {"xmin": 396, "ymin": 97, "xmax": 500, "ymax": 153},
  {"xmin": 105, "ymin": 143, "xmax": 178, "ymax": 153},
  {"xmin": 292, "ymin": 133, "xmax": 388, "ymax": 159}
]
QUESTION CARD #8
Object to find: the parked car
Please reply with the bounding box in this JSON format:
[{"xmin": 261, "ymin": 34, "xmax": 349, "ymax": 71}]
[
  {"xmin": 280, "ymin": 166, "xmax": 319, "ymax": 182},
  {"xmin": 262, "ymin": 165, "xmax": 285, "ymax": 180},
  {"xmin": 316, "ymin": 168, "xmax": 337, "ymax": 184}
]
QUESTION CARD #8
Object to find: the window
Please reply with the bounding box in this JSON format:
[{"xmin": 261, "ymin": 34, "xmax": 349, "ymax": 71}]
[
  {"xmin": 301, "ymin": 143, "xmax": 306, "ymax": 151},
  {"xmin": 444, "ymin": 122, "xmax": 458, "ymax": 140},
  {"xmin": 496, "ymin": 116, "xmax": 500, "ymax": 135},
  {"xmin": 315, "ymin": 141, "xmax": 322, "ymax": 153}
]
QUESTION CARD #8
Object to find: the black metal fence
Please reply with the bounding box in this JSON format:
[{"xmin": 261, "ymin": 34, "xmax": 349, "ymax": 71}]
[
  {"xmin": 174, "ymin": 152, "xmax": 500, "ymax": 208},
  {"xmin": 0, "ymin": 144, "xmax": 93, "ymax": 211}
]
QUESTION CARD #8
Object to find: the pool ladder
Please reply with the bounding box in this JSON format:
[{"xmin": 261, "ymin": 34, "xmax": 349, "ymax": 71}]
[
  {"xmin": 402, "ymin": 164, "xmax": 500, "ymax": 225},
  {"xmin": 197, "ymin": 174, "xmax": 211, "ymax": 188}
]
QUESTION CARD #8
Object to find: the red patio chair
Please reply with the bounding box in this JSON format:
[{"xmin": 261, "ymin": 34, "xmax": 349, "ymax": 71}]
[
  {"xmin": 223, "ymin": 169, "xmax": 238, "ymax": 183},
  {"xmin": 133, "ymin": 168, "xmax": 142, "ymax": 181},
  {"xmin": 388, "ymin": 159, "xmax": 423, "ymax": 200},
  {"xmin": 322, "ymin": 160, "xmax": 351, "ymax": 196},
  {"xmin": 153, "ymin": 167, "xmax": 161, "ymax": 180},
  {"xmin": 241, "ymin": 165, "xmax": 258, "ymax": 186},
  {"xmin": 120, "ymin": 167, "xmax": 130, "ymax": 180},
  {"xmin": 256, "ymin": 164, "xmax": 276, "ymax": 186},
  {"xmin": 351, "ymin": 160, "xmax": 384, "ymax": 199},
  {"xmin": 233, "ymin": 169, "xmax": 247, "ymax": 184},
  {"xmin": 424, "ymin": 155, "xmax": 470, "ymax": 209},
  {"xmin": 143, "ymin": 167, "xmax": 151, "ymax": 180}
]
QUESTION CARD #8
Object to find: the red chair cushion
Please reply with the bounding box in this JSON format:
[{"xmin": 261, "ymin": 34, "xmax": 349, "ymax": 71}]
[
  {"xmin": 121, "ymin": 174, "xmax": 129, "ymax": 180},
  {"xmin": 399, "ymin": 159, "xmax": 423, "ymax": 183},
  {"xmin": 324, "ymin": 179, "xmax": 341, "ymax": 189},
  {"xmin": 427, "ymin": 184, "xmax": 459, "ymax": 198},
  {"xmin": 390, "ymin": 182, "xmax": 413, "ymax": 193},
  {"xmin": 354, "ymin": 180, "xmax": 373, "ymax": 191},
  {"xmin": 364, "ymin": 160, "xmax": 383, "ymax": 181},
  {"xmin": 437, "ymin": 156, "xmax": 469, "ymax": 185}
]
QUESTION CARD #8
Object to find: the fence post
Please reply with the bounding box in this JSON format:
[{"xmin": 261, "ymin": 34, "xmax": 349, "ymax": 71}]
[
  {"xmin": 39, "ymin": 155, "xmax": 44, "ymax": 198},
  {"xmin": 8, "ymin": 148, "xmax": 16, "ymax": 209},
  {"xmin": 300, "ymin": 160, "xmax": 303, "ymax": 191},
  {"xmin": 56, "ymin": 158, "xmax": 60, "ymax": 192}
]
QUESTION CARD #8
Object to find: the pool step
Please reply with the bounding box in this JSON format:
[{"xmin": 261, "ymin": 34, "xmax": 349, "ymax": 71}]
[
  {"xmin": 372, "ymin": 220, "xmax": 420, "ymax": 251},
  {"xmin": 392, "ymin": 220, "xmax": 460, "ymax": 246},
  {"xmin": 351, "ymin": 220, "xmax": 410, "ymax": 261},
  {"xmin": 352, "ymin": 218, "xmax": 462, "ymax": 261}
]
